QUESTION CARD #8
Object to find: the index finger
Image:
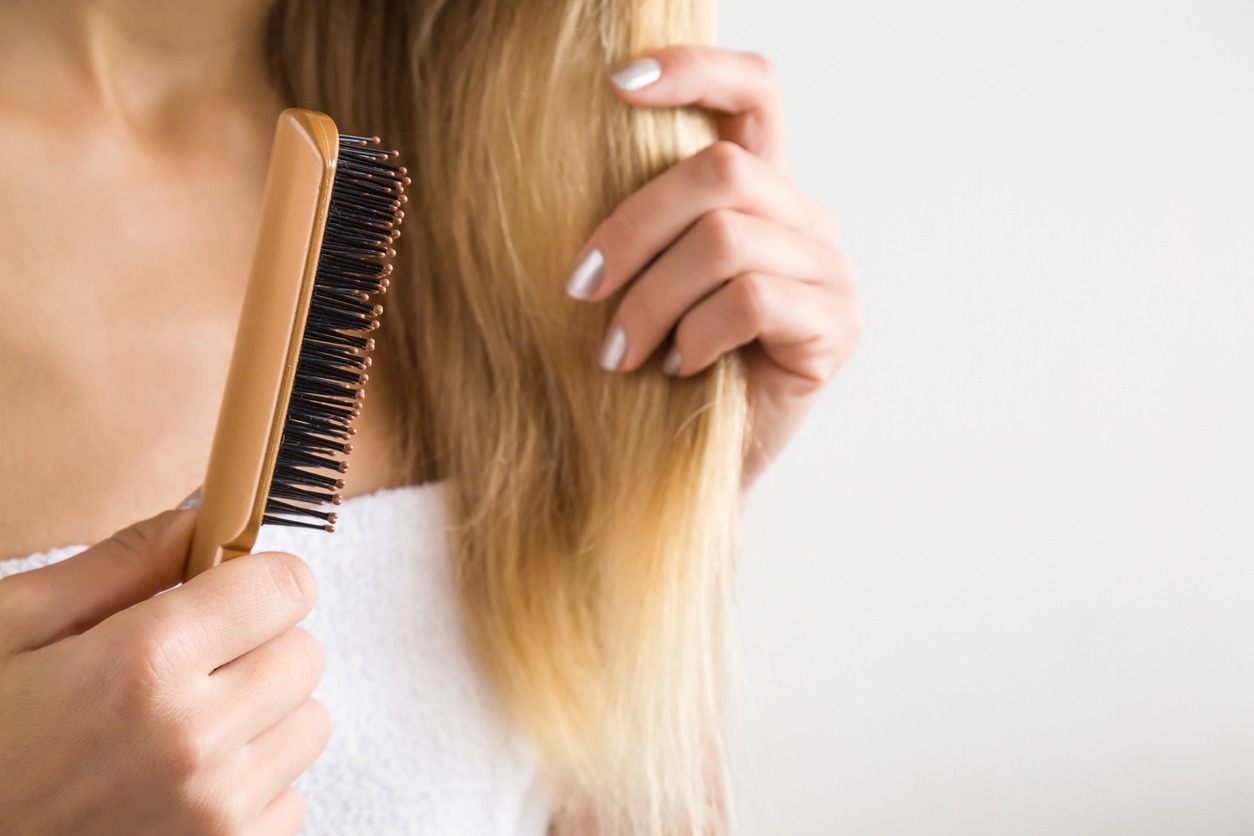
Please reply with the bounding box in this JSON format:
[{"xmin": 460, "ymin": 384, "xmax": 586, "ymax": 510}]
[
  {"xmin": 609, "ymin": 45, "xmax": 788, "ymax": 171},
  {"xmin": 92, "ymin": 551, "xmax": 317, "ymax": 674},
  {"xmin": 565, "ymin": 141, "xmax": 817, "ymax": 303}
]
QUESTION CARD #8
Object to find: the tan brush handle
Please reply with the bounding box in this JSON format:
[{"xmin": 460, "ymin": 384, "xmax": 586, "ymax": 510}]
[{"xmin": 185, "ymin": 109, "xmax": 340, "ymax": 580}]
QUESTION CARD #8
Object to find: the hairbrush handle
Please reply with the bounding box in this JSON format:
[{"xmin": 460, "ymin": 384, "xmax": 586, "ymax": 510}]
[{"xmin": 185, "ymin": 110, "xmax": 340, "ymax": 580}]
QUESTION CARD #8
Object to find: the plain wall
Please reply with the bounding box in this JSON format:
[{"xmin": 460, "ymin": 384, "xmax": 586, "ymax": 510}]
[{"xmin": 725, "ymin": 2, "xmax": 1254, "ymax": 834}]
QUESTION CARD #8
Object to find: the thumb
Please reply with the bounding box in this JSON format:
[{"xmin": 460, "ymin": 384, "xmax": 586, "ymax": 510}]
[{"xmin": 0, "ymin": 490, "xmax": 200, "ymax": 655}]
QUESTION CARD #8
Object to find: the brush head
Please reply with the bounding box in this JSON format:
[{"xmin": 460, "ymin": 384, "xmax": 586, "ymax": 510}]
[
  {"xmin": 184, "ymin": 110, "xmax": 407, "ymax": 580},
  {"xmin": 260, "ymin": 135, "xmax": 407, "ymax": 533}
]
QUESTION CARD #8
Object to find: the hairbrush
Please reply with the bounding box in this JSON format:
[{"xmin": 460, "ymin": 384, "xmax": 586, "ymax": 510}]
[{"xmin": 184, "ymin": 108, "xmax": 406, "ymax": 580}]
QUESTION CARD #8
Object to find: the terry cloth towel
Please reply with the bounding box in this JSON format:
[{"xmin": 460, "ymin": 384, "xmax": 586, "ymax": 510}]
[{"xmin": 1, "ymin": 481, "xmax": 551, "ymax": 835}]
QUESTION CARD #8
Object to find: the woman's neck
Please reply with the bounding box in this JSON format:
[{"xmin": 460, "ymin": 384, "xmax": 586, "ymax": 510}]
[{"xmin": 0, "ymin": 0, "xmax": 280, "ymax": 140}]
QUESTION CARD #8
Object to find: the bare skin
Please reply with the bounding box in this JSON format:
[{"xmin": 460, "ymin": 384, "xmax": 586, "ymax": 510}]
[
  {"xmin": 0, "ymin": 1, "xmax": 860, "ymax": 833},
  {"xmin": 574, "ymin": 46, "xmax": 863, "ymax": 493},
  {"xmin": 0, "ymin": 512, "xmax": 328, "ymax": 834},
  {"xmin": 0, "ymin": 0, "xmax": 408, "ymax": 561},
  {"xmin": 0, "ymin": 1, "xmax": 400, "ymax": 832}
]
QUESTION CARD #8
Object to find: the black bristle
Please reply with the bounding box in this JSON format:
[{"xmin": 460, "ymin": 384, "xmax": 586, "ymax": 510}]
[{"xmin": 262, "ymin": 133, "xmax": 404, "ymax": 532}]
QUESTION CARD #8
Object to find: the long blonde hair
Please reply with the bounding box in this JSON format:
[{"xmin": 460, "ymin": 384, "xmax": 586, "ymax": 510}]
[{"xmin": 270, "ymin": 1, "xmax": 748, "ymax": 830}]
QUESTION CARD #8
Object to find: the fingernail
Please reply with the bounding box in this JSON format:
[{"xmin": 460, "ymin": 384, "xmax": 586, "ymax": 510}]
[
  {"xmin": 566, "ymin": 249, "xmax": 606, "ymax": 300},
  {"xmin": 610, "ymin": 58, "xmax": 662, "ymax": 92},
  {"xmin": 177, "ymin": 487, "xmax": 202, "ymax": 510},
  {"xmin": 662, "ymin": 346, "xmax": 683, "ymax": 376},
  {"xmin": 599, "ymin": 325, "xmax": 627, "ymax": 371}
]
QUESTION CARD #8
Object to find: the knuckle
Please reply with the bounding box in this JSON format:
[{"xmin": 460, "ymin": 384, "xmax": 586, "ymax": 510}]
[
  {"xmin": 289, "ymin": 627, "xmax": 327, "ymax": 681},
  {"xmin": 704, "ymin": 140, "xmax": 749, "ymax": 192},
  {"xmin": 177, "ymin": 780, "xmax": 240, "ymax": 836},
  {"xmin": 163, "ymin": 734, "xmax": 245, "ymax": 834},
  {"xmin": 807, "ymin": 294, "xmax": 864, "ymax": 387},
  {"xmin": 109, "ymin": 508, "xmax": 182, "ymax": 555},
  {"xmin": 671, "ymin": 319, "xmax": 707, "ymax": 370},
  {"xmin": 743, "ymin": 50, "xmax": 778, "ymax": 85},
  {"xmin": 665, "ymin": 43, "xmax": 701, "ymax": 71},
  {"xmin": 109, "ymin": 516, "xmax": 162, "ymax": 560},
  {"xmin": 165, "ymin": 725, "xmax": 216, "ymax": 779},
  {"xmin": 731, "ymin": 272, "xmax": 771, "ymax": 327},
  {"xmin": 603, "ymin": 205, "xmax": 646, "ymax": 255},
  {"xmin": 698, "ymin": 209, "xmax": 744, "ymax": 271},
  {"xmin": 117, "ymin": 617, "xmax": 184, "ymax": 698},
  {"xmin": 807, "ymin": 202, "xmax": 841, "ymax": 245},
  {"xmin": 616, "ymin": 289, "xmax": 658, "ymax": 336},
  {"xmin": 264, "ymin": 553, "xmax": 318, "ymax": 612},
  {"xmin": 672, "ymin": 314, "xmax": 698, "ymax": 350}
]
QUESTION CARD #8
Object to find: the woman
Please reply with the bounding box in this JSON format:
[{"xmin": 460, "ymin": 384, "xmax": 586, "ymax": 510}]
[{"xmin": 0, "ymin": 0, "xmax": 861, "ymax": 833}]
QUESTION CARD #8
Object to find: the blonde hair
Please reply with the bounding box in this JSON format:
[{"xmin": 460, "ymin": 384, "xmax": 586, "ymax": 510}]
[{"xmin": 270, "ymin": 1, "xmax": 748, "ymax": 831}]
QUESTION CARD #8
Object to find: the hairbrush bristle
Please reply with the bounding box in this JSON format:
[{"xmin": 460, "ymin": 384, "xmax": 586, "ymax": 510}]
[{"xmin": 261, "ymin": 134, "xmax": 405, "ymax": 532}]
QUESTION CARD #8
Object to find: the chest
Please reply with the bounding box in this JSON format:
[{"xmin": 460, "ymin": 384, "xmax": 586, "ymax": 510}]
[{"xmin": 0, "ymin": 128, "xmax": 405, "ymax": 560}]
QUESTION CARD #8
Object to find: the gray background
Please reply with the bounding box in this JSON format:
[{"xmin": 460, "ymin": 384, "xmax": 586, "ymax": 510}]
[{"xmin": 726, "ymin": 1, "xmax": 1254, "ymax": 834}]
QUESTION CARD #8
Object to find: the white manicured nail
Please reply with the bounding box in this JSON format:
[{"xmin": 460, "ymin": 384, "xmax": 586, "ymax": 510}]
[
  {"xmin": 566, "ymin": 249, "xmax": 605, "ymax": 299},
  {"xmin": 610, "ymin": 58, "xmax": 662, "ymax": 92},
  {"xmin": 662, "ymin": 346, "xmax": 683, "ymax": 376},
  {"xmin": 177, "ymin": 487, "xmax": 202, "ymax": 510},
  {"xmin": 599, "ymin": 325, "xmax": 627, "ymax": 371}
]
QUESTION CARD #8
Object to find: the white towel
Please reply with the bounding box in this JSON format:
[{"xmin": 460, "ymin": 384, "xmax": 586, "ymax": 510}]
[{"xmin": 2, "ymin": 481, "xmax": 551, "ymax": 835}]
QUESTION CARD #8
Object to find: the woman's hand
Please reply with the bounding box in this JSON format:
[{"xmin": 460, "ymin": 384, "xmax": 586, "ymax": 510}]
[
  {"xmin": 566, "ymin": 45, "xmax": 863, "ymax": 493},
  {"xmin": 0, "ymin": 507, "xmax": 327, "ymax": 835}
]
